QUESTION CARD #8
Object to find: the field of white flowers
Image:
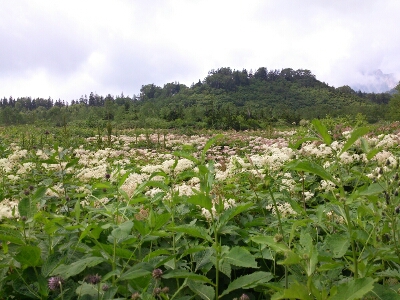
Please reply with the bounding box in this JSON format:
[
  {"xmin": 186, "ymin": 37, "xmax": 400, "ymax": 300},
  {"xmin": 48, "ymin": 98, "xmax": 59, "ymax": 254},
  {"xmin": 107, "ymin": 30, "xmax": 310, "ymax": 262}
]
[{"xmin": 1, "ymin": 120, "xmax": 400, "ymax": 299}]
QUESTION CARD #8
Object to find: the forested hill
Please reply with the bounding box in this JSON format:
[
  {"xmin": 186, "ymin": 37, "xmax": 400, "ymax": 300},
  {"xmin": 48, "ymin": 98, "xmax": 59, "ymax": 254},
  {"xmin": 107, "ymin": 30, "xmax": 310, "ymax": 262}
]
[{"xmin": 0, "ymin": 67, "xmax": 395, "ymax": 129}]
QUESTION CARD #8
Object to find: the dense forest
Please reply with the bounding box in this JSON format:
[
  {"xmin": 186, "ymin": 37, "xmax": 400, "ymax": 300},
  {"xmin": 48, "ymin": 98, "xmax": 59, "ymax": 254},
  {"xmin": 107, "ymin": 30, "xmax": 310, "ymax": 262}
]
[{"xmin": 0, "ymin": 67, "xmax": 398, "ymax": 130}]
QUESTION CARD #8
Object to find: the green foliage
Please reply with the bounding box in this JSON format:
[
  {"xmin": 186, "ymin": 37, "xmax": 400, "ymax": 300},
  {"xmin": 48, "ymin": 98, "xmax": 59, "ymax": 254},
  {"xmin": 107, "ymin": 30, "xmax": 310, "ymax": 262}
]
[
  {"xmin": 0, "ymin": 67, "xmax": 391, "ymax": 129},
  {"xmin": 1, "ymin": 122, "xmax": 400, "ymax": 299}
]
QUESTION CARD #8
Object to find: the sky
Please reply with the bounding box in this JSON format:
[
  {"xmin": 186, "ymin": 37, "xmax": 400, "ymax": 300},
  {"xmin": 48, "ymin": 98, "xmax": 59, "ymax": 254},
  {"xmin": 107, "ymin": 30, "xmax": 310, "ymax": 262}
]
[{"xmin": 1, "ymin": 0, "xmax": 400, "ymax": 102}]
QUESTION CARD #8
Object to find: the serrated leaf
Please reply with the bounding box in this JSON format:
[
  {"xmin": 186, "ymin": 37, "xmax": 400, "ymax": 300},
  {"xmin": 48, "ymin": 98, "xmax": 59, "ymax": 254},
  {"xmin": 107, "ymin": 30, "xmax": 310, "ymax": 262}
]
[
  {"xmin": 162, "ymin": 270, "xmax": 213, "ymax": 284},
  {"xmin": 325, "ymin": 234, "xmax": 350, "ymax": 258},
  {"xmin": 119, "ymin": 268, "xmax": 152, "ymax": 281},
  {"xmin": 15, "ymin": 245, "xmax": 42, "ymax": 267},
  {"xmin": 251, "ymin": 236, "xmax": 289, "ymax": 252},
  {"xmin": 339, "ymin": 127, "xmax": 369, "ymax": 156},
  {"xmin": 312, "ymin": 119, "xmax": 332, "ymax": 145},
  {"xmin": 194, "ymin": 248, "xmax": 214, "ymax": 272},
  {"xmin": 286, "ymin": 159, "xmax": 338, "ymax": 185},
  {"xmin": 187, "ymin": 280, "xmax": 215, "ymax": 300},
  {"xmin": 224, "ymin": 246, "xmax": 258, "ymax": 268},
  {"xmin": 187, "ymin": 194, "xmax": 213, "ymax": 211},
  {"xmin": 220, "ymin": 271, "xmax": 272, "ymax": 297},
  {"xmin": 51, "ymin": 257, "xmax": 105, "ymax": 278},
  {"xmin": 329, "ymin": 277, "xmax": 376, "ymax": 300},
  {"xmin": 368, "ymin": 283, "xmax": 400, "ymax": 300},
  {"xmin": 359, "ymin": 183, "xmax": 385, "ymax": 196},
  {"xmin": 168, "ymin": 225, "xmax": 212, "ymax": 242},
  {"xmin": 271, "ymin": 281, "xmax": 312, "ymax": 300}
]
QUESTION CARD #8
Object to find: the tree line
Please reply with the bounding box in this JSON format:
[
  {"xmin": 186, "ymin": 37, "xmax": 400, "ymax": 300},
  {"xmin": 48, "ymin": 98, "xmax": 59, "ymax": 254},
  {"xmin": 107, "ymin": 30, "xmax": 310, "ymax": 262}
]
[{"xmin": 0, "ymin": 67, "xmax": 396, "ymax": 129}]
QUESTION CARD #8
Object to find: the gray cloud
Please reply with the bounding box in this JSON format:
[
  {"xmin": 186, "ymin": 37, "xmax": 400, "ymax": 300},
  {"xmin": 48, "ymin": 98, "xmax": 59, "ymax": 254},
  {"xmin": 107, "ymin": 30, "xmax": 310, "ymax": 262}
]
[{"xmin": 1, "ymin": 0, "xmax": 399, "ymax": 99}]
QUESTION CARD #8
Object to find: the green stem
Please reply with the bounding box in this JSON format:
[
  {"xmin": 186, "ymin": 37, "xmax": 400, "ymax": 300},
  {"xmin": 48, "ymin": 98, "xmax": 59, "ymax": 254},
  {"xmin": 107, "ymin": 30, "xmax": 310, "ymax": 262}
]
[
  {"xmin": 344, "ymin": 204, "xmax": 358, "ymax": 279},
  {"xmin": 268, "ymin": 187, "xmax": 288, "ymax": 289}
]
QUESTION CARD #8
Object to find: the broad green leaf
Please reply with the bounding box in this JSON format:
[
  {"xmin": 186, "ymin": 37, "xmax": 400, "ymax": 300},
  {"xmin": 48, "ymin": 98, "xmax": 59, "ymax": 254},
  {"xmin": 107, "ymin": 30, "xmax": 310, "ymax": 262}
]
[
  {"xmin": 173, "ymin": 151, "xmax": 200, "ymax": 165},
  {"xmin": 339, "ymin": 127, "xmax": 369, "ymax": 156},
  {"xmin": 74, "ymin": 198, "xmax": 81, "ymax": 223},
  {"xmin": 41, "ymin": 253, "xmax": 65, "ymax": 277},
  {"xmin": 201, "ymin": 134, "xmax": 222, "ymax": 162},
  {"xmin": 218, "ymin": 202, "xmax": 253, "ymax": 227},
  {"xmin": 312, "ymin": 119, "xmax": 332, "ymax": 145},
  {"xmin": 167, "ymin": 225, "xmax": 212, "ymax": 242},
  {"xmin": 76, "ymin": 282, "xmax": 98, "ymax": 298},
  {"xmin": 359, "ymin": 183, "xmax": 385, "ymax": 196},
  {"xmin": 224, "ymin": 246, "xmax": 258, "ymax": 268},
  {"xmin": 289, "ymin": 219, "xmax": 312, "ymax": 246},
  {"xmin": 162, "ymin": 270, "xmax": 213, "ymax": 284},
  {"xmin": 51, "ymin": 257, "xmax": 105, "ymax": 278},
  {"xmin": 220, "ymin": 271, "xmax": 273, "ymax": 297},
  {"xmin": 154, "ymin": 212, "xmax": 171, "ymax": 230},
  {"xmin": 291, "ymin": 136, "xmax": 321, "ymax": 150},
  {"xmin": 32, "ymin": 186, "xmax": 47, "ymax": 202},
  {"xmin": 251, "ymin": 236, "xmax": 289, "ymax": 252},
  {"xmin": 368, "ymin": 283, "xmax": 400, "ymax": 300},
  {"xmin": 277, "ymin": 250, "xmax": 302, "ymax": 265},
  {"xmin": 187, "ymin": 194, "xmax": 213, "ymax": 211},
  {"xmin": 0, "ymin": 232, "xmax": 24, "ymax": 245},
  {"xmin": 271, "ymin": 281, "xmax": 313, "ymax": 300},
  {"xmin": 324, "ymin": 234, "xmax": 350, "ymax": 258},
  {"xmin": 18, "ymin": 197, "xmax": 31, "ymax": 218},
  {"xmin": 15, "ymin": 245, "xmax": 42, "ymax": 267},
  {"xmin": 119, "ymin": 268, "xmax": 152, "ymax": 281},
  {"xmin": 194, "ymin": 248, "xmax": 214, "ymax": 272},
  {"xmin": 329, "ymin": 277, "xmax": 376, "ymax": 300},
  {"xmin": 187, "ymin": 280, "xmax": 215, "ymax": 300},
  {"xmin": 286, "ymin": 160, "xmax": 338, "ymax": 185}
]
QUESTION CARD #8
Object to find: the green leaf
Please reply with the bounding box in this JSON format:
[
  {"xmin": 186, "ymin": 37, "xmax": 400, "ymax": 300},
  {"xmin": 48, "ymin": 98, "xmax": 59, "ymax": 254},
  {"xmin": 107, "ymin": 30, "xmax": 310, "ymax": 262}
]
[
  {"xmin": 201, "ymin": 134, "xmax": 222, "ymax": 162},
  {"xmin": 187, "ymin": 194, "xmax": 213, "ymax": 211},
  {"xmin": 18, "ymin": 197, "xmax": 31, "ymax": 218},
  {"xmin": 224, "ymin": 246, "xmax": 258, "ymax": 268},
  {"xmin": 162, "ymin": 270, "xmax": 213, "ymax": 284},
  {"xmin": 187, "ymin": 280, "xmax": 215, "ymax": 300},
  {"xmin": 368, "ymin": 283, "xmax": 400, "ymax": 300},
  {"xmin": 271, "ymin": 281, "xmax": 313, "ymax": 300},
  {"xmin": 15, "ymin": 245, "xmax": 42, "ymax": 267},
  {"xmin": 173, "ymin": 151, "xmax": 200, "ymax": 165},
  {"xmin": 324, "ymin": 234, "xmax": 350, "ymax": 258},
  {"xmin": 0, "ymin": 232, "xmax": 24, "ymax": 245},
  {"xmin": 286, "ymin": 159, "xmax": 338, "ymax": 185},
  {"xmin": 339, "ymin": 127, "xmax": 369, "ymax": 157},
  {"xmin": 251, "ymin": 236, "xmax": 289, "ymax": 252},
  {"xmin": 32, "ymin": 186, "xmax": 47, "ymax": 202},
  {"xmin": 218, "ymin": 202, "xmax": 253, "ymax": 227},
  {"xmin": 220, "ymin": 271, "xmax": 273, "ymax": 297},
  {"xmin": 51, "ymin": 257, "xmax": 105, "ymax": 279},
  {"xmin": 291, "ymin": 136, "xmax": 321, "ymax": 150},
  {"xmin": 312, "ymin": 119, "xmax": 332, "ymax": 145},
  {"xmin": 277, "ymin": 250, "xmax": 302, "ymax": 265},
  {"xmin": 359, "ymin": 183, "xmax": 385, "ymax": 196},
  {"xmin": 119, "ymin": 268, "xmax": 152, "ymax": 281},
  {"xmin": 168, "ymin": 225, "xmax": 212, "ymax": 242},
  {"xmin": 329, "ymin": 277, "xmax": 376, "ymax": 300}
]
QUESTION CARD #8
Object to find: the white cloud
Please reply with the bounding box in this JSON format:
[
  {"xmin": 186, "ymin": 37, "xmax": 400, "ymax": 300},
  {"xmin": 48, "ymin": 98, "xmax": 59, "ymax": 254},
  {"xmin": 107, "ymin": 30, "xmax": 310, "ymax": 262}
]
[{"xmin": 0, "ymin": 0, "xmax": 399, "ymax": 100}]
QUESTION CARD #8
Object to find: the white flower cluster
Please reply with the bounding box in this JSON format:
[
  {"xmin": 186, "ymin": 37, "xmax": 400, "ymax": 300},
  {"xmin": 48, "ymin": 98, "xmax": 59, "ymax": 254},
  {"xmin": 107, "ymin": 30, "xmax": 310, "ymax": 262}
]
[
  {"xmin": 266, "ymin": 202, "xmax": 297, "ymax": 218},
  {"xmin": 201, "ymin": 198, "xmax": 236, "ymax": 221},
  {"xmin": 0, "ymin": 199, "xmax": 19, "ymax": 220}
]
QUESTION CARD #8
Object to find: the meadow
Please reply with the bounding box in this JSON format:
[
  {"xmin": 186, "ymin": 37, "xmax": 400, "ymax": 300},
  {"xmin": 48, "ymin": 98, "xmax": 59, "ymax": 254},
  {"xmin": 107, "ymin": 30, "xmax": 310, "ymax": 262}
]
[{"xmin": 1, "ymin": 120, "xmax": 400, "ymax": 299}]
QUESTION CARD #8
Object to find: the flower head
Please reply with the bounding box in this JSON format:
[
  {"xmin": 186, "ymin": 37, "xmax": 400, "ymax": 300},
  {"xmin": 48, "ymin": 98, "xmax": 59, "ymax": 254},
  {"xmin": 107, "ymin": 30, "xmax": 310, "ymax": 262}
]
[
  {"xmin": 48, "ymin": 276, "xmax": 64, "ymax": 291},
  {"xmin": 152, "ymin": 268, "xmax": 163, "ymax": 279},
  {"xmin": 85, "ymin": 274, "xmax": 102, "ymax": 284}
]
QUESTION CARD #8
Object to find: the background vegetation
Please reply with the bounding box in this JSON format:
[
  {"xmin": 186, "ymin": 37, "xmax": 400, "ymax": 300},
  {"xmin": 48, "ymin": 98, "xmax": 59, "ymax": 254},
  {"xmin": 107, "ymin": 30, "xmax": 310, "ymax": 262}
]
[{"xmin": 1, "ymin": 67, "xmax": 398, "ymax": 130}]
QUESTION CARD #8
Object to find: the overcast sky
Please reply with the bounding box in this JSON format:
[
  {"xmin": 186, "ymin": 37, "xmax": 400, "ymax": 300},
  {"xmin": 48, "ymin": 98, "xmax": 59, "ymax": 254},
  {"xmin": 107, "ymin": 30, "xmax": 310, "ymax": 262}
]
[{"xmin": 1, "ymin": 0, "xmax": 399, "ymax": 101}]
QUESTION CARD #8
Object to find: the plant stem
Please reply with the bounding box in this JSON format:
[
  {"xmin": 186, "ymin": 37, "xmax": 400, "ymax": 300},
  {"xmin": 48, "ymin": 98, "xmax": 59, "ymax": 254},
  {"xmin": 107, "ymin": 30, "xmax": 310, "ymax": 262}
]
[
  {"xmin": 268, "ymin": 187, "xmax": 288, "ymax": 289},
  {"xmin": 344, "ymin": 203, "xmax": 358, "ymax": 279}
]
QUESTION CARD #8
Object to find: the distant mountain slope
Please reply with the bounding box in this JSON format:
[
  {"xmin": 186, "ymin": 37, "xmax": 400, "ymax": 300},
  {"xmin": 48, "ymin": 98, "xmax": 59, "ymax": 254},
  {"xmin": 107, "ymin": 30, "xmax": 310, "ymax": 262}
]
[{"xmin": 350, "ymin": 69, "xmax": 399, "ymax": 93}]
